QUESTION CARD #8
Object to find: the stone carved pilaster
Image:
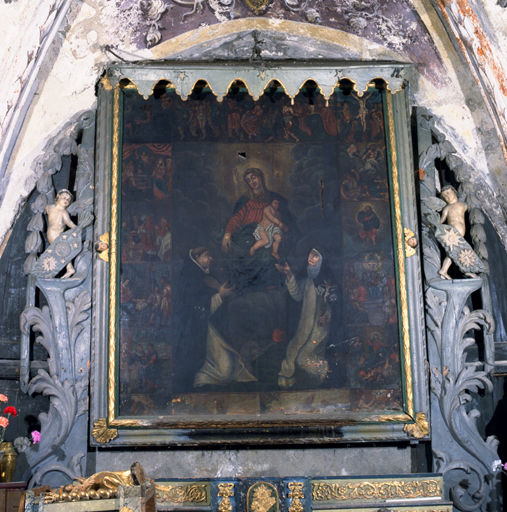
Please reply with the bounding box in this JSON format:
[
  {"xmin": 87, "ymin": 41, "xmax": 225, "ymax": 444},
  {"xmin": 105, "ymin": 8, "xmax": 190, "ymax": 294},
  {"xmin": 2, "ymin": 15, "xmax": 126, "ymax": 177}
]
[
  {"xmin": 416, "ymin": 107, "xmax": 500, "ymax": 511},
  {"xmin": 427, "ymin": 278, "xmax": 497, "ymax": 511},
  {"xmin": 19, "ymin": 111, "xmax": 95, "ymax": 487}
]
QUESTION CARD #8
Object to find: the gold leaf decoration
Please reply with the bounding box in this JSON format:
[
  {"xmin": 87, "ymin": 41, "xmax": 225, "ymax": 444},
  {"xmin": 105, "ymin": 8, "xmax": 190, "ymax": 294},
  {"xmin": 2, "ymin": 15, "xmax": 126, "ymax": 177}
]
[
  {"xmin": 92, "ymin": 418, "xmax": 118, "ymax": 444},
  {"xmin": 98, "ymin": 232, "xmax": 110, "ymax": 262},
  {"xmin": 287, "ymin": 482, "xmax": 304, "ymax": 512},
  {"xmin": 101, "ymin": 76, "xmax": 113, "ymax": 91},
  {"xmin": 386, "ymin": 93, "xmax": 413, "ymax": 418},
  {"xmin": 404, "ymin": 227, "xmax": 417, "ymax": 257},
  {"xmin": 218, "ymin": 483, "xmax": 234, "ymax": 512},
  {"xmin": 312, "ymin": 478, "xmax": 440, "ymax": 502},
  {"xmin": 155, "ymin": 484, "xmax": 208, "ymax": 503},
  {"xmin": 248, "ymin": 483, "xmax": 278, "ymax": 512},
  {"xmin": 404, "ymin": 412, "xmax": 430, "ymax": 439}
]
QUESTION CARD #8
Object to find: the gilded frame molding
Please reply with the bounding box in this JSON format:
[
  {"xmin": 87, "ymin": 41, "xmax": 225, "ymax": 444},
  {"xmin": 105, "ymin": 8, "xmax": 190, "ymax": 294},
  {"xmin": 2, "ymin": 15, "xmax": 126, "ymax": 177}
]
[{"xmin": 90, "ymin": 62, "xmax": 428, "ymax": 446}]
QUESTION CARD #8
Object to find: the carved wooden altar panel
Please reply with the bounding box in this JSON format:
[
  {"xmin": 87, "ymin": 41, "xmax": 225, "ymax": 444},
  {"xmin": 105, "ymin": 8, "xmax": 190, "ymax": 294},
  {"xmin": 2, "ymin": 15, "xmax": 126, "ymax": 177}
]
[{"xmin": 24, "ymin": 475, "xmax": 453, "ymax": 512}]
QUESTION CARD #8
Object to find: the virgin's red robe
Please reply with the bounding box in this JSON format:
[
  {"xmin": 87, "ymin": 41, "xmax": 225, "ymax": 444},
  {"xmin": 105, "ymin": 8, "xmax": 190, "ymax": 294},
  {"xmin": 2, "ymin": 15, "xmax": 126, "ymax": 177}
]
[{"xmin": 225, "ymin": 199, "xmax": 269, "ymax": 234}]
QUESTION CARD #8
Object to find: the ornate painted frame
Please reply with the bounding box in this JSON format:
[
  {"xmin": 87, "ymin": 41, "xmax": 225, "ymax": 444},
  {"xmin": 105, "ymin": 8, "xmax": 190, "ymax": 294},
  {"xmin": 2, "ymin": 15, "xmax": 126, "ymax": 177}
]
[{"xmin": 90, "ymin": 62, "xmax": 429, "ymax": 446}]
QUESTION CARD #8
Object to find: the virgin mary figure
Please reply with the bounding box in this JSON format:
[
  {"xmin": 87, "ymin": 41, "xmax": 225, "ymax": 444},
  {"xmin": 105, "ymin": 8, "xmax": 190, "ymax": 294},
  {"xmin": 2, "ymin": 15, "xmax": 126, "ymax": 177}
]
[{"xmin": 221, "ymin": 167, "xmax": 296, "ymax": 292}]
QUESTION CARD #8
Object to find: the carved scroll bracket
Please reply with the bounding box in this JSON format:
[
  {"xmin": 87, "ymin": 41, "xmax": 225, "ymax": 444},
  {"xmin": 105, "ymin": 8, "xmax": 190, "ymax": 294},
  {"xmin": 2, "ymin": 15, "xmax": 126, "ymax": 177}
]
[
  {"xmin": 417, "ymin": 107, "xmax": 500, "ymax": 511},
  {"xmin": 19, "ymin": 111, "xmax": 96, "ymax": 488},
  {"xmin": 427, "ymin": 276, "xmax": 498, "ymax": 511}
]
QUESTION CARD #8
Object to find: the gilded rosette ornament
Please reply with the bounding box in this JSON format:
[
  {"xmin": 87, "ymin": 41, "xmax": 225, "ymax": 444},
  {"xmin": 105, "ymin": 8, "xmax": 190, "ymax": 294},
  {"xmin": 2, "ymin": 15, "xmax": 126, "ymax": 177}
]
[{"xmin": 247, "ymin": 483, "xmax": 278, "ymax": 512}]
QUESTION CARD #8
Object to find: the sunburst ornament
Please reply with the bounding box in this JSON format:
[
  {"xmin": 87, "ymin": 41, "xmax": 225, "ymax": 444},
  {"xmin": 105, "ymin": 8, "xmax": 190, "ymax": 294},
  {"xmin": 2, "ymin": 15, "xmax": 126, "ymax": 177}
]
[
  {"xmin": 42, "ymin": 256, "xmax": 57, "ymax": 272},
  {"xmin": 458, "ymin": 249, "xmax": 477, "ymax": 269},
  {"xmin": 439, "ymin": 226, "xmax": 461, "ymax": 251}
]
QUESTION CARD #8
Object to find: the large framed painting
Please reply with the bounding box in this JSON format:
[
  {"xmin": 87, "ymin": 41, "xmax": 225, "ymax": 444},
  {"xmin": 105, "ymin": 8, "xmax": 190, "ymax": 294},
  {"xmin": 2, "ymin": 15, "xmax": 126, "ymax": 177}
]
[{"xmin": 90, "ymin": 63, "xmax": 428, "ymax": 445}]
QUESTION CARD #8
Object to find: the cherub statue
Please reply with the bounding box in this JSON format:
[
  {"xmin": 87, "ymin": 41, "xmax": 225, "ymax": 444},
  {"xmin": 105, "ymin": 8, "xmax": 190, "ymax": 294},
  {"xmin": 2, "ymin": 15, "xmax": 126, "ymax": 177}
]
[
  {"xmin": 95, "ymin": 232, "xmax": 110, "ymax": 262},
  {"xmin": 46, "ymin": 189, "xmax": 77, "ymax": 278},
  {"xmin": 438, "ymin": 186, "xmax": 467, "ymax": 279},
  {"xmin": 404, "ymin": 227, "xmax": 418, "ymax": 257},
  {"xmin": 424, "ymin": 185, "xmax": 486, "ymax": 279}
]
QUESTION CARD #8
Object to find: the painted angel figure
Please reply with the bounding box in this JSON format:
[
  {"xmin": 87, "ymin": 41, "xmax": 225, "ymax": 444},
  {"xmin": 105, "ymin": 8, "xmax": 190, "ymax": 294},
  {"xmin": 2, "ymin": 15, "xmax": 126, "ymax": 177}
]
[{"xmin": 424, "ymin": 185, "xmax": 485, "ymax": 279}]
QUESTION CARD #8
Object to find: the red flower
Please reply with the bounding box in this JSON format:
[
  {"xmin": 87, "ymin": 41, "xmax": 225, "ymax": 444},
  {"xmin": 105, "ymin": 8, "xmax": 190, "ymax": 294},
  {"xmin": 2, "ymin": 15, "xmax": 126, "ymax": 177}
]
[
  {"xmin": 272, "ymin": 329, "xmax": 284, "ymax": 343},
  {"xmin": 3, "ymin": 406, "xmax": 17, "ymax": 417}
]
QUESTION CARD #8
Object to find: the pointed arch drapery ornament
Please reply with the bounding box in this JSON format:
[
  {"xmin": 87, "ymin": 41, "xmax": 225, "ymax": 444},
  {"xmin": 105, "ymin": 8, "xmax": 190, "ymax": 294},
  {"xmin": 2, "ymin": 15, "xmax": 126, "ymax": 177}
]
[{"xmin": 103, "ymin": 62, "xmax": 412, "ymax": 101}]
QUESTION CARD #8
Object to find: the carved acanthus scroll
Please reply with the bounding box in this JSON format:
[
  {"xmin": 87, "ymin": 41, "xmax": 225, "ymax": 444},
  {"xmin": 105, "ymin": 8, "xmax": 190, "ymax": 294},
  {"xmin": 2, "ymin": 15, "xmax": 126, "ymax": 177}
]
[
  {"xmin": 417, "ymin": 108, "xmax": 499, "ymax": 512},
  {"xmin": 19, "ymin": 111, "xmax": 96, "ymax": 487}
]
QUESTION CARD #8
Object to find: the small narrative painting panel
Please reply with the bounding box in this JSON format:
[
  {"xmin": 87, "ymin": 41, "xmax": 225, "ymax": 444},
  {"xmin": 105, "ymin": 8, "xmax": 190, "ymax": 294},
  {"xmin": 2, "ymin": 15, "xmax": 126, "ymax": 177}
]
[{"xmin": 114, "ymin": 81, "xmax": 407, "ymax": 424}]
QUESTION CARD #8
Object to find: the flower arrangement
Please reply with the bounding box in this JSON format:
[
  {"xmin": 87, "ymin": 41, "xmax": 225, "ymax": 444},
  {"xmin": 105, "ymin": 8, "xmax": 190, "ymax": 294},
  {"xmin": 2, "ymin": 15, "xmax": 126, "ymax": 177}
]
[
  {"xmin": 0, "ymin": 394, "xmax": 14, "ymax": 444},
  {"xmin": 0, "ymin": 394, "xmax": 40, "ymax": 453}
]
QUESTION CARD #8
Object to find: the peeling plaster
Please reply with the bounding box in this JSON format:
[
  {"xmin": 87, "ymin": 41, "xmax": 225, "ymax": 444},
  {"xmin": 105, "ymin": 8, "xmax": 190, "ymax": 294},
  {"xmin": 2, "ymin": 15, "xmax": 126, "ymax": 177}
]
[
  {"xmin": 0, "ymin": 0, "xmax": 73, "ymax": 176},
  {"xmin": 150, "ymin": 19, "xmax": 407, "ymax": 60},
  {"xmin": 431, "ymin": 0, "xmax": 507, "ymax": 171}
]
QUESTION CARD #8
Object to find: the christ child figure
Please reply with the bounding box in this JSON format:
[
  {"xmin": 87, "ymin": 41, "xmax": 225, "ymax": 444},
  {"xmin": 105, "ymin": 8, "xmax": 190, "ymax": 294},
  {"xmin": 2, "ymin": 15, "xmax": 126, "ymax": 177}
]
[
  {"xmin": 46, "ymin": 189, "xmax": 77, "ymax": 278},
  {"xmin": 249, "ymin": 199, "xmax": 288, "ymax": 259},
  {"xmin": 438, "ymin": 185, "xmax": 468, "ymax": 279}
]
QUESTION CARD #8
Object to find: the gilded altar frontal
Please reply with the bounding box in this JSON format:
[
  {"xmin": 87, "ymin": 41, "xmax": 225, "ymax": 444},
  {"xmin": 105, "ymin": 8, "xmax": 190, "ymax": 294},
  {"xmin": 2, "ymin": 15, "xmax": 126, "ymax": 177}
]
[{"xmin": 110, "ymin": 80, "xmax": 409, "ymax": 425}]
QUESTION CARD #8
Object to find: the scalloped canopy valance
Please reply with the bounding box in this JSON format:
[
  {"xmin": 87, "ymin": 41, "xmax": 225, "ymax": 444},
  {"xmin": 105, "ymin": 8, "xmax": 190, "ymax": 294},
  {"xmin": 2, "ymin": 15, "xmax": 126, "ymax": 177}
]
[{"xmin": 104, "ymin": 61, "xmax": 412, "ymax": 101}]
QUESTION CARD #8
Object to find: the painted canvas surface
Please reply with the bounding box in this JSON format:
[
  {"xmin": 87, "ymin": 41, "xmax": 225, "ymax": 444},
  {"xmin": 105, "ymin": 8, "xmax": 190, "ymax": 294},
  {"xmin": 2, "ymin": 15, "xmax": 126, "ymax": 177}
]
[{"xmin": 116, "ymin": 83, "xmax": 404, "ymax": 421}]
